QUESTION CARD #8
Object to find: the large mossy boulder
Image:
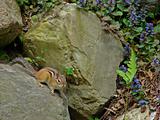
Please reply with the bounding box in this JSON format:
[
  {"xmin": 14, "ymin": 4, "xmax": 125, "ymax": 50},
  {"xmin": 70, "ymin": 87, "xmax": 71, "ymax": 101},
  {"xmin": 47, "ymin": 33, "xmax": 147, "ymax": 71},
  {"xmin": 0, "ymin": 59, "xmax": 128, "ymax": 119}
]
[
  {"xmin": 24, "ymin": 4, "xmax": 123, "ymax": 119},
  {"xmin": 0, "ymin": 64, "xmax": 70, "ymax": 120},
  {"xmin": 0, "ymin": 0, "xmax": 22, "ymax": 47}
]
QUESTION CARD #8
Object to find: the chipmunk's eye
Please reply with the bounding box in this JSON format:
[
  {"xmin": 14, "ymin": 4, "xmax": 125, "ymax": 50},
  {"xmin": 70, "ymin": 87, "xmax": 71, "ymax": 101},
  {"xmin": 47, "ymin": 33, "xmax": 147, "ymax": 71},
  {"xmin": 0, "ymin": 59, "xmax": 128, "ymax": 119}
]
[{"xmin": 57, "ymin": 79, "xmax": 61, "ymax": 83}]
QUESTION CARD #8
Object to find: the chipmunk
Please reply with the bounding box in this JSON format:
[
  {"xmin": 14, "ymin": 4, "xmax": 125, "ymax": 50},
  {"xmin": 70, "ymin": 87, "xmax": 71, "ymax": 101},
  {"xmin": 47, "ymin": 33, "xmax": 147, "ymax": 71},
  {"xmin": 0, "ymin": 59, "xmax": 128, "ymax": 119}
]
[{"xmin": 9, "ymin": 57, "xmax": 67, "ymax": 99}]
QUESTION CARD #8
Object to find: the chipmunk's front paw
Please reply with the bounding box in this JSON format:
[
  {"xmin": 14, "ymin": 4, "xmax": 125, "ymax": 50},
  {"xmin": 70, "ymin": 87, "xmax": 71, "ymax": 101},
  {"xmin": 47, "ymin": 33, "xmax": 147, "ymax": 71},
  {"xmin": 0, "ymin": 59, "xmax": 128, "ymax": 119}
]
[
  {"xmin": 38, "ymin": 83, "xmax": 44, "ymax": 88},
  {"xmin": 51, "ymin": 90, "xmax": 55, "ymax": 96}
]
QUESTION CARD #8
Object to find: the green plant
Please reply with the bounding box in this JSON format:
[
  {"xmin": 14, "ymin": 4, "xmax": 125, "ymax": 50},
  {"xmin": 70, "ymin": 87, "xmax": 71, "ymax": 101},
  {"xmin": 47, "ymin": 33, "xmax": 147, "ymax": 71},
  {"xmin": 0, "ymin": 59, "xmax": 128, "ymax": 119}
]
[
  {"xmin": 154, "ymin": 23, "xmax": 160, "ymax": 33},
  {"xmin": 24, "ymin": 56, "xmax": 45, "ymax": 67},
  {"xmin": 16, "ymin": 0, "xmax": 30, "ymax": 6},
  {"xmin": 37, "ymin": 0, "xmax": 60, "ymax": 11},
  {"xmin": 0, "ymin": 50, "xmax": 10, "ymax": 61},
  {"xmin": 117, "ymin": 49, "xmax": 137, "ymax": 85},
  {"xmin": 16, "ymin": 0, "xmax": 61, "ymax": 13},
  {"xmin": 24, "ymin": 57, "xmax": 35, "ymax": 64},
  {"xmin": 65, "ymin": 67, "xmax": 74, "ymax": 76},
  {"xmin": 88, "ymin": 116, "xmax": 99, "ymax": 120},
  {"xmin": 136, "ymin": 36, "xmax": 159, "ymax": 61}
]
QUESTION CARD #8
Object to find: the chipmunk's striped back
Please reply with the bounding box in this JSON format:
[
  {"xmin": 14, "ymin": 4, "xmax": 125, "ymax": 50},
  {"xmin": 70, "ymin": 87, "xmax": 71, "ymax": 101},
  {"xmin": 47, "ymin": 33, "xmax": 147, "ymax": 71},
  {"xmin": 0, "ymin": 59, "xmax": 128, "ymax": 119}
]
[{"xmin": 46, "ymin": 67, "xmax": 67, "ymax": 88}]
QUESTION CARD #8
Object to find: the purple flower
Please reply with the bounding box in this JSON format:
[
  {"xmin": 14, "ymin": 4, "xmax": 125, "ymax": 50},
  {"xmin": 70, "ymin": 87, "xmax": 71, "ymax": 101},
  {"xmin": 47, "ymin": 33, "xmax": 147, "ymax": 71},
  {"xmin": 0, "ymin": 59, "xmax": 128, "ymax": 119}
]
[
  {"xmin": 133, "ymin": 78, "xmax": 140, "ymax": 84},
  {"xmin": 125, "ymin": 0, "xmax": 131, "ymax": 5},
  {"xmin": 108, "ymin": 0, "xmax": 116, "ymax": 5},
  {"xmin": 157, "ymin": 95, "xmax": 160, "ymax": 101},
  {"xmin": 138, "ymin": 99, "xmax": 148, "ymax": 105},
  {"xmin": 124, "ymin": 44, "xmax": 130, "ymax": 57},
  {"xmin": 119, "ymin": 65, "xmax": 128, "ymax": 72},
  {"xmin": 79, "ymin": 0, "xmax": 84, "ymax": 3},
  {"xmin": 152, "ymin": 58, "xmax": 160, "ymax": 65},
  {"xmin": 79, "ymin": 0, "xmax": 86, "ymax": 7},
  {"xmin": 132, "ymin": 89, "xmax": 140, "ymax": 92},
  {"xmin": 130, "ymin": 9, "xmax": 137, "ymax": 24},
  {"xmin": 131, "ymin": 83, "xmax": 141, "ymax": 89},
  {"xmin": 136, "ymin": 84, "xmax": 142, "ymax": 88},
  {"xmin": 96, "ymin": 0, "xmax": 100, "ymax": 4},
  {"xmin": 140, "ymin": 32, "xmax": 145, "ymax": 41},
  {"xmin": 145, "ymin": 23, "xmax": 154, "ymax": 35},
  {"xmin": 131, "ymin": 78, "xmax": 142, "ymax": 89}
]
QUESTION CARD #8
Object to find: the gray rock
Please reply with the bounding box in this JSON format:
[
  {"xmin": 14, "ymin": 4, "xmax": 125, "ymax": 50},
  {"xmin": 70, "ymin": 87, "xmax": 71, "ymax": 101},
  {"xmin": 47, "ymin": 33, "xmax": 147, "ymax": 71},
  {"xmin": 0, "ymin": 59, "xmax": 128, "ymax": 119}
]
[
  {"xmin": 24, "ymin": 4, "xmax": 123, "ymax": 119},
  {"xmin": 116, "ymin": 107, "xmax": 150, "ymax": 120},
  {"xmin": 0, "ymin": 0, "xmax": 22, "ymax": 47},
  {"xmin": 0, "ymin": 64, "xmax": 70, "ymax": 120}
]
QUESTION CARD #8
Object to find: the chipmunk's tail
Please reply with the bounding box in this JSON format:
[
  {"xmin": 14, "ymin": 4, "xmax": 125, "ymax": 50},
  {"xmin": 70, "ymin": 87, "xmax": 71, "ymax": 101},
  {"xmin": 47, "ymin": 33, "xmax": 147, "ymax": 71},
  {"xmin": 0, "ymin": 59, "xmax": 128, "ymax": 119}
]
[{"xmin": 9, "ymin": 57, "xmax": 36, "ymax": 75}]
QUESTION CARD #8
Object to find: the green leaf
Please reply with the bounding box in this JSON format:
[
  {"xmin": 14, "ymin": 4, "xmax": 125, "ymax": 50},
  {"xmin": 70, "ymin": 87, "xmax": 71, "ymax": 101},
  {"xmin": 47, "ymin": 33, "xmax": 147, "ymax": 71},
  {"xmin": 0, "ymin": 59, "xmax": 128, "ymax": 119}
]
[
  {"xmin": 110, "ymin": 21, "xmax": 121, "ymax": 29},
  {"xmin": 117, "ymin": 49, "xmax": 137, "ymax": 85},
  {"xmin": 147, "ymin": 12, "xmax": 155, "ymax": 18},
  {"xmin": 46, "ymin": 2, "xmax": 53, "ymax": 8},
  {"xmin": 16, "ymin": 0, "xmax": 29, "ymax": 6},
  {"xmin": 95, "ymin": 118, "xmax": 100, "ymax": 120},
  {"xmin": 31, "ymin": 15, "xmax": 39, "ymax": 23},
  {"xmin": 116, "ymin": 70, "xmax": 129, "ymax": 82},
  {"xmin": 131, "ymin": 91, "xmax": 138, "ymax": 96},
  {"xmin": 134, "ymin": 27, "xmax": 143, "ymax": 33},
  {"xmin": 154, "ymin": 24, "xmax": 160, "ymax": 33},
  {"xmin": 117, "ymin": 4, "xmax": 124, "ymax": 11},
  {"xmin": 116, "ymin": 0, "xmax": 123, "ymax": 3},
  {"xmin": 111, "ymin": 11, "xmax": 123, "ymax": 16},
  {"xmin": 88, "ymin": 117, "xmax": 99, "ymax": 120},
  {"xmin": 66, "ymin": 67, "xmax": 74, "ymax": 75},
  {"xmin": 35, "ymin": 56, "xmax": 46, "ymax": 62},
  {"xmin": 24, "ymin": 57, "xmax": 33, "ymax": 63},
  {"xmin": 0, "ymin": 50, "xmax": 9, "ymax": 60},
  {"xmin": 123, "ymin": 18, "xmax": 131, "ymax": 26},
  {"xmin": 125, "ymin": 49, "xmax": 137, "ymax": 83},
  {"xmin": 117, "ymin": 4, "xmax": 128, "ymax": 12}
]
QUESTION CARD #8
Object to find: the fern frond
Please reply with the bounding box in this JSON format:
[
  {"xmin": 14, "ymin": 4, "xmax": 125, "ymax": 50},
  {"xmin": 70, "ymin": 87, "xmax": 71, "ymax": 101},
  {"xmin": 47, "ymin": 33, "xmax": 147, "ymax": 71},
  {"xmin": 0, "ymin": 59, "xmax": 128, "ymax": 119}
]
[{"xmin": 117, "ymin": 48, "xmax": 137, "ymax": 85}]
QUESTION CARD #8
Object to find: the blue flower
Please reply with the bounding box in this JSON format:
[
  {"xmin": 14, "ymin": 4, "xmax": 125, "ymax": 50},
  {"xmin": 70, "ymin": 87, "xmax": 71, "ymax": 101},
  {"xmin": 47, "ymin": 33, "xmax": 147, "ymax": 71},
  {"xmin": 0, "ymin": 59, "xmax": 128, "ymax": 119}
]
[
  {"xmin": 145, "ymin": 23, "xmax": 154, "ymax": 35},
  {"xmin": 124, "ymin": 44, "xmax": 130, "ymax": 57},
  {"xmin": 79, "ymin": 0, "xmax": 86, "ymax": 7},
  {"xmin": 152, "ymin": 58, "xmax": 160, "ymax": 65},
  {"xmin": 133, "ymin": 78, "xmax": 140, "ymax": 84},
  {"xmin": 140, "ymin": 32, "xmax": 145, "ymax": 41},
  {"xmin": 119, "ymin": 65, "xmax": 128, "ymax": 72},
  {"xmin": 96, "ymin": 0, "xmax": 100, "ymax": 4},
  {"xmin": 131, "ymin": 83, "xmax": 141, "ymax": 89},
  {"xmin": 157, "ymin": 95, "xmax": 160, "ymax": 101},
  {"xmin": 130, "ymin": 9, "xmax": 137, "ymax": 23},
  {"xmin": 79, "ymin": 0, "xmax": 84, "ymax": 3},
  {"xmin": 132, "ymin": 89, "xmax": 140, "ymax": 92},
  {"xmin": 131, "ymin": 78, "xmax": 142, "ymax": 89},
  {"xmin": 138, "ymin": 99, "xmax": 148, "ymax": 106},
  {"xmin": 125, "ymin": 0, "xmax": 131, "ymax": 5},
  {"xmin": 108, "ymin": 0, "xmax": 116, "ymax": 5},
  {"xmin": 135, "ymin": 84, "xmax": 142, "ymax": 89}
]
